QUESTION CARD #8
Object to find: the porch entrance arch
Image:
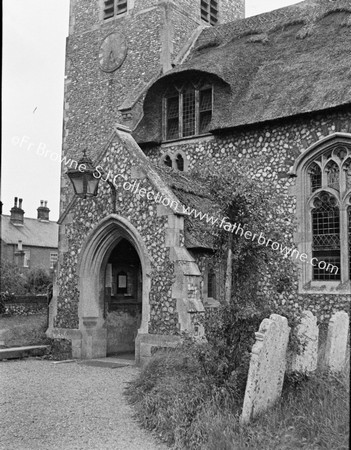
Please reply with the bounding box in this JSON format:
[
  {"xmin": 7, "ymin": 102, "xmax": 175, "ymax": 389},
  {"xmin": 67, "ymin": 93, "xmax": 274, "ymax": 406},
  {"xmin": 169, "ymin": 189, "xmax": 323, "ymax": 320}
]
[{"xmin": 77, "ymin": 215, "xmax": 151, "ymax": 359}]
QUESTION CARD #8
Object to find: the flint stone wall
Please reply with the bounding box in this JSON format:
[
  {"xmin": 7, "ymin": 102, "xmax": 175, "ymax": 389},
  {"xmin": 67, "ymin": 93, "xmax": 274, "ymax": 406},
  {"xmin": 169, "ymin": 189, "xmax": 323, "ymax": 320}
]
[
  {"xmin": 145, "ymin": 108, "xmax": 351, "ymax": 321},
  {"xmin": 56, "ymin": 136, "xmax": 178, "ymax": 333}
]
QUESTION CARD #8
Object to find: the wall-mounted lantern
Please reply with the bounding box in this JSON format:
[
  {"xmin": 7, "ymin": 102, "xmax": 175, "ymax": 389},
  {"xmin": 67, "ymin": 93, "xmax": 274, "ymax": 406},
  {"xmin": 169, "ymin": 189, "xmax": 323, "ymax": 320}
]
[{"xmin": 66, "ymin": 151, "xmax": 100, "ymax": 199}]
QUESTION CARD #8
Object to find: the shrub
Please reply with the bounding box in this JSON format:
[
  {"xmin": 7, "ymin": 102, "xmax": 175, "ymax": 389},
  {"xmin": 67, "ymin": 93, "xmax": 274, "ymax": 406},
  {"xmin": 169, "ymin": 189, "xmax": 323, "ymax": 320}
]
[
  {"xmin": 0, "ymin": 259, "xmax": 27, "ymax": 297},
  {"xmin": 127, "ymin": 348, "xmax": 349, "ymax": 450},
  {"xmin": 25, "ymin": 267, "xmax": 52, "ymax": 294},
  {"xmin": 0, "ymin": 295, "xmax": 5, "ymax": 315},
  {"xmin": 0, "ymin": 260, "xmax": 25, "ymax": 295}
]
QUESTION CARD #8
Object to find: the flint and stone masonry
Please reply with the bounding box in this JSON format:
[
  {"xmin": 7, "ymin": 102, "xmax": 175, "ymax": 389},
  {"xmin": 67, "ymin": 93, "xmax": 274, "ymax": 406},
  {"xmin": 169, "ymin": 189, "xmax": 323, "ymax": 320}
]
[{"xmin": 49, "ymin": 0, "xmax": 351, "ymax": 362}]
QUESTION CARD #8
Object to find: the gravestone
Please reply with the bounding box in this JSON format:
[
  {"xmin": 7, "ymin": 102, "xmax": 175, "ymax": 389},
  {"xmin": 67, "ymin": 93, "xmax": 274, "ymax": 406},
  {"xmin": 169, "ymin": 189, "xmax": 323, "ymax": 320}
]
[
  {"xmin": 241, "ymin": 314, "xmax": 290, "ymax": 424},
  {"xmin": 291, "ymin": 310, "xmax": 318, "ymax": 373},
  {"xmin": 325, "ymin": 311, "xmax": 349, "ymax": 372}
]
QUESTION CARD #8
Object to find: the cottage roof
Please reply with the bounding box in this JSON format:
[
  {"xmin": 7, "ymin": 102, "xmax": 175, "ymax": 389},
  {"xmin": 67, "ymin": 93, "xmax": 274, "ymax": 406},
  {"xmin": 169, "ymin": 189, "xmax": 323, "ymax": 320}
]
[
  {"xmin": 0, "ymin": 215, "xmax": 59, "ymax": 248},
  {"xmin": 135, "ymin": 0, "xmax": 351, "ymax": 141}
]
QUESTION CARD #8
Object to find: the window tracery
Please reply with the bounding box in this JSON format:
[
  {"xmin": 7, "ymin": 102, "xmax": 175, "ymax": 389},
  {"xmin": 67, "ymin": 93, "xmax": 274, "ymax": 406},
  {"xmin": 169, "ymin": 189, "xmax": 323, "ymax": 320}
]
[{"xmin": 302, "ymin": 140, "xmax": 351, "ymax": 286}]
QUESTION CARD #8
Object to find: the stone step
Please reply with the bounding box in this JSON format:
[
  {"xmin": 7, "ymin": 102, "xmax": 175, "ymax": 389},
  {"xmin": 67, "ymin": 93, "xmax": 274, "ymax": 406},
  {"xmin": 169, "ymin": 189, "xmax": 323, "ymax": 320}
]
[
  {"xmin": 78, "ymin": 357, "xmax": 135, "ymax": 369},
  {"xmin": 0, "ymin": 345, "xmax": 50, "ymax": 361}
]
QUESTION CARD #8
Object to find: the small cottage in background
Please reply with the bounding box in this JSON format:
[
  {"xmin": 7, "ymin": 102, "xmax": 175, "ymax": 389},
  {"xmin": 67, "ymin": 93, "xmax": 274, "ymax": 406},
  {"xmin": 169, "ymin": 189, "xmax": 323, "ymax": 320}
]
[{"xmin": 1, "ymin": 198, "xmax": 59, "ymax": 274}]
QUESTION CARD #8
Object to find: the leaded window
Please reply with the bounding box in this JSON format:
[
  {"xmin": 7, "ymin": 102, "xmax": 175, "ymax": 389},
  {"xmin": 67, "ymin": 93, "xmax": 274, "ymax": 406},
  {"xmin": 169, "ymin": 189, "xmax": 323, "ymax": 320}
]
[
  {"xmin": 166, "ymin": 97, "xmax": 179, "ymax": 140},
  {"xmin": 199, "ymin": 89, "xmax": 213, "ymax": 134},
  {"xmin": 308, "ymin": 163, "xmax": 322, "ymax": 192},
  {"xmin": 208, "ymin": 271, "xmax": 216, "ymax": 298},
  {"xmin": 311, "ymin": 193, "xmax": 340, "ymax": 280},
  {"xmin": 326, "ymin": 161, "xmax": 339, "ymax": 191},
  {"xmin": 345, "ymin": 158, "xmax": 351, "ymax": 189},
  {"xmin": 306, "ymin": 143, "xmax": 351, "ymax": 283},
  {"xmin": 164, "ymin": 83, "xmax": 213, "ymax": 141},
  {"xmin": 201, "ymin": 0, "xmax": 219, "ymax": 25},
  {"xmin": 103, "ymin": 0, "xmax": 127, "ymax": 20}
]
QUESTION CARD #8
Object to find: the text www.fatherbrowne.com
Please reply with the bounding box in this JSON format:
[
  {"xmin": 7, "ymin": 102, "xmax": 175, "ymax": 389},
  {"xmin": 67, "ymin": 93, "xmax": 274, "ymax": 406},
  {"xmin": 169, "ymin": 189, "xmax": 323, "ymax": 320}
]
[
  {"xmin": 94, "ymin": 166, "xmax": 338, "ymax": 276},
  {"xmin": 13, "ymin": 135, "xmax": 339, "ymax": 276}
]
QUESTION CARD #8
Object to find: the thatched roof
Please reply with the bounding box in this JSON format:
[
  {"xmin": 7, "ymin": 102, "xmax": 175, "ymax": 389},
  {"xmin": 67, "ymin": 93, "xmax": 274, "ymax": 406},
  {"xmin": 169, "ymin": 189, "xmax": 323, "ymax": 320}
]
[
  {"xmin": 155, "ymin": 165, "xmax": 220, "ymax": 250},
  {"xmin": 134, "ymin": 0, "xmax": 351, "ymax": 142}
]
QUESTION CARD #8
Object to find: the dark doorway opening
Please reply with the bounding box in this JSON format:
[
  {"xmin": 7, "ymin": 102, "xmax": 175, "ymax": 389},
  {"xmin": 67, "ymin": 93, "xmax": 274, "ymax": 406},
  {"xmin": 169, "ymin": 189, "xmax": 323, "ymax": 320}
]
[{"xmin": 104, "ymin": 238, "xmax": 142, "ymax": 356}]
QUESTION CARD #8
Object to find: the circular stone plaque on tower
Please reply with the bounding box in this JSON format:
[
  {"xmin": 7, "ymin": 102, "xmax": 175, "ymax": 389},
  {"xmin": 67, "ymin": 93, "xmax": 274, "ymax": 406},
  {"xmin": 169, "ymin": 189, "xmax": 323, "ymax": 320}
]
[{"xmin": 99, "ymin": 32, "xmax": 127, "ymax": 73}]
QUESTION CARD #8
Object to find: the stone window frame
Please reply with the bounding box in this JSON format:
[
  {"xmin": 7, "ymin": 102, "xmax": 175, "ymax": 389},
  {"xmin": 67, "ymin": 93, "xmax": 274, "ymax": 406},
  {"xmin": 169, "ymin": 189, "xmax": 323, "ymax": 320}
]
[
  {"xmin": 163, "ymin": 81, "xmax": 213, "ymax": 142},
  {"xmin": 50, "ymin": 252, "xmax": 58, "ymax": 269},
  {"xmin": 100, "ymin": 0, "xmax": 133, "ymax": 22},
  {"xmin": 23, "ymin": 250, "xmax": 30, "ymax": 268},
  {"xmin": 293, "ymin": 133, "xmax": 351, "ymax": 294},
  {"xmin": 203, "ymin": 264, "xmax": 220, "ymax": 308},
  {"xmin": 201, "ymin": 0, "xmax": 219, "ymax": 26},
  {"xmin": 207, "ymin": 270, "xmax": 216, "ymax": 299},
  {"xmin": 160, "ymin": 150, "xmax": 189, "ymax": 172}
]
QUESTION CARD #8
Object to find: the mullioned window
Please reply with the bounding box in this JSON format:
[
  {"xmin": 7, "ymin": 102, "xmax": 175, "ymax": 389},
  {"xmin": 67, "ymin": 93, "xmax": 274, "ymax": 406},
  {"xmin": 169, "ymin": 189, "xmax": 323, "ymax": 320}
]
[
  {"xmin": 201, "ymin": 0, "xmax": 219, "ymax": 25},
  {"xmin": 163, "ymin": 82, "xmax": 213, "ymax": 141},
  {"xmin": 295, "ymin": 137, "xmax": 351, "ymax": 290},
  {"xmin": 103, "ymin": 0, "xmax": 128, "ymax": 20}
]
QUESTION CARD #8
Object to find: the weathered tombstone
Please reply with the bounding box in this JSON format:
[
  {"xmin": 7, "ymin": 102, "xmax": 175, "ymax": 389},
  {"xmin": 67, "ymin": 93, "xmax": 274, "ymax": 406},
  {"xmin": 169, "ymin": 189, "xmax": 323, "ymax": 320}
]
[
  {"xmin": 291, "ymin": 310, "xmax": 318, "ymax": 373},
  {"xmin": 240, "ymin": 314, "xmax": 290, "ymax": 424},
  {"xmin": 325, "ymin": 311, "xmax": 349, "ymax": 372}
]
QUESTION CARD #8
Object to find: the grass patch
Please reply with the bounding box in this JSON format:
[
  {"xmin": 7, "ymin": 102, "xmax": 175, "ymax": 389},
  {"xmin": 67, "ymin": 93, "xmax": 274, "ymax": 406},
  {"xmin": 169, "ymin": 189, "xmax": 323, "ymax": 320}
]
[
  {"xmin": 126, "ymin": 346, "xmax": 349, "ymax": 449},
  {"xmin": 0, "ymin": 313, "xmax": 49, "ymax": 347},
  {"xmin": 0, "ymin": 314, "xmax": 73, "ymax": 360}
]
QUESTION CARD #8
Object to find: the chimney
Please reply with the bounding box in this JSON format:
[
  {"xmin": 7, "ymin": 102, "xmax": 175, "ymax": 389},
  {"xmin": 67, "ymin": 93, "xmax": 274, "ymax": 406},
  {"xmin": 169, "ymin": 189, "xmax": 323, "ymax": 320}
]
[
  {"xmin": 10, "ymin": 197, "xmax": 25, "ymax": 225},
  {"xmin": 37, "ymin": 200, "xmax": 50, "ymax": 221}
]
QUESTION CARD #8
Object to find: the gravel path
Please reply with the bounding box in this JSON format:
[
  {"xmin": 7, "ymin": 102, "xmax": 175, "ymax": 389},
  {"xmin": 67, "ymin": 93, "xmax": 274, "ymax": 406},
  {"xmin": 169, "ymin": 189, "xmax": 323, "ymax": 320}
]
[{"xmin": 0, "ymin": 359, "xmax": 168, "ymax": 450}]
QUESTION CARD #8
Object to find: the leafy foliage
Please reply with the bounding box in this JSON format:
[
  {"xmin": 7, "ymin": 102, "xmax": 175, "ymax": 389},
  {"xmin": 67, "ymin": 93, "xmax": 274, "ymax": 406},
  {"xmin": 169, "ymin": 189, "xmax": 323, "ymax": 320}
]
[
  {"xmin": 25, "ymin": 267, "xmax": 52, "ymax": 295},
  {"xmin": 0, "ymin": 260, "xmax": 52, "ymax": 304},
  {"xmin": 126, "ymin": 158, "xmax": 315, "ymax": 448},
  {"xmin": 0, "ymin": 259, "xmax": 27, "ymax": 298},
  {"xmin": 192, "ymin": 156, "xmax": 296, "ymax": 303}
]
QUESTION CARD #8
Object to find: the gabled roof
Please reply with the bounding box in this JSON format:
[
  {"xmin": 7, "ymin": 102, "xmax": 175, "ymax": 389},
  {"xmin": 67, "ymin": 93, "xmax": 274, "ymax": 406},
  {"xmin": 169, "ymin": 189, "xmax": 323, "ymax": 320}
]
[
  {"xmin": 135, "ymin": 0, "xmax": 351, "ymax": 141},
  {"xmin": 58, "ymin": 127, "xmax": 218, "ymax": 250},
  {"xmin": 0, "ymin": 215, "xmax": 58, "ymax": 248}
]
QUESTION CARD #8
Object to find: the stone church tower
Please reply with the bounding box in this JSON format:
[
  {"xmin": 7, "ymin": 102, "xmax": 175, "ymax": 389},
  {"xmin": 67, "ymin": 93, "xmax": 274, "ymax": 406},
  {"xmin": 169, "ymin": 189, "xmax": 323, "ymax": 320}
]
[
  {"xmin": 61, "ymin": 0, "xmax": 244, "ymax": 209},
  {"xmin": 53, "ymin": 0, "xmax": 245, "ymax": 360}
]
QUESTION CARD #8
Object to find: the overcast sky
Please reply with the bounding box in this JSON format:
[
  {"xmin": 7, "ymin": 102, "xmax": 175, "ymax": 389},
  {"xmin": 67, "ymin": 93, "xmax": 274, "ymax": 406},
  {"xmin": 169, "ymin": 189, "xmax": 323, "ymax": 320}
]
[{"xmin": 2, "ymin": 0, "xmax": 301, "ymax": 221}]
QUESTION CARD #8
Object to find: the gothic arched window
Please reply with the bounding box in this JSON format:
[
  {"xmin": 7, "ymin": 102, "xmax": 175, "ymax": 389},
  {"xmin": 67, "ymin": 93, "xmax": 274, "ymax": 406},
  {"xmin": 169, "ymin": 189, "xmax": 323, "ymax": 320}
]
[
  {"xmin": 295, "ymin": 136, "xmax": 351, "ymax": 292},
  {"xmin": 326, "ymin": 161, "xmax": 340, "ymax": 191},
  {"xmin": 164, "ymin": 155, "xmax": 173, "ymax": 168},
  {"xmin": 176, "ymin": 154, "xmax": 184, "ymax": 171},
  {"xmin": 308, "ymin": 163, "xmax": 322, "ymax": 192}
]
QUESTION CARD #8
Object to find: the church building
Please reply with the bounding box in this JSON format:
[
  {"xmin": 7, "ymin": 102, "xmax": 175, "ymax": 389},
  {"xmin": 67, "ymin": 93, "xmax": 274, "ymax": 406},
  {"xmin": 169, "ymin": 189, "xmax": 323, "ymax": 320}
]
[{"xmin": 48, "ymin": 0, "xmax": 351, "ymax": 363}]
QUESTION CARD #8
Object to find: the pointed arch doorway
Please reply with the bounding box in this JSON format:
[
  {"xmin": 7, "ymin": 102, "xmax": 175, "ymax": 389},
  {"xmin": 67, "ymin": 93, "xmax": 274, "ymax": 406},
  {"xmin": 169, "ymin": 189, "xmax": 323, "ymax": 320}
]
[
  {"xmin": 105, "ymin": 238, "xmax": 142, "ymax": 355},
  {"xmin": 77, "ymin": 215, "xmax": 151, "ymax": 360}
]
